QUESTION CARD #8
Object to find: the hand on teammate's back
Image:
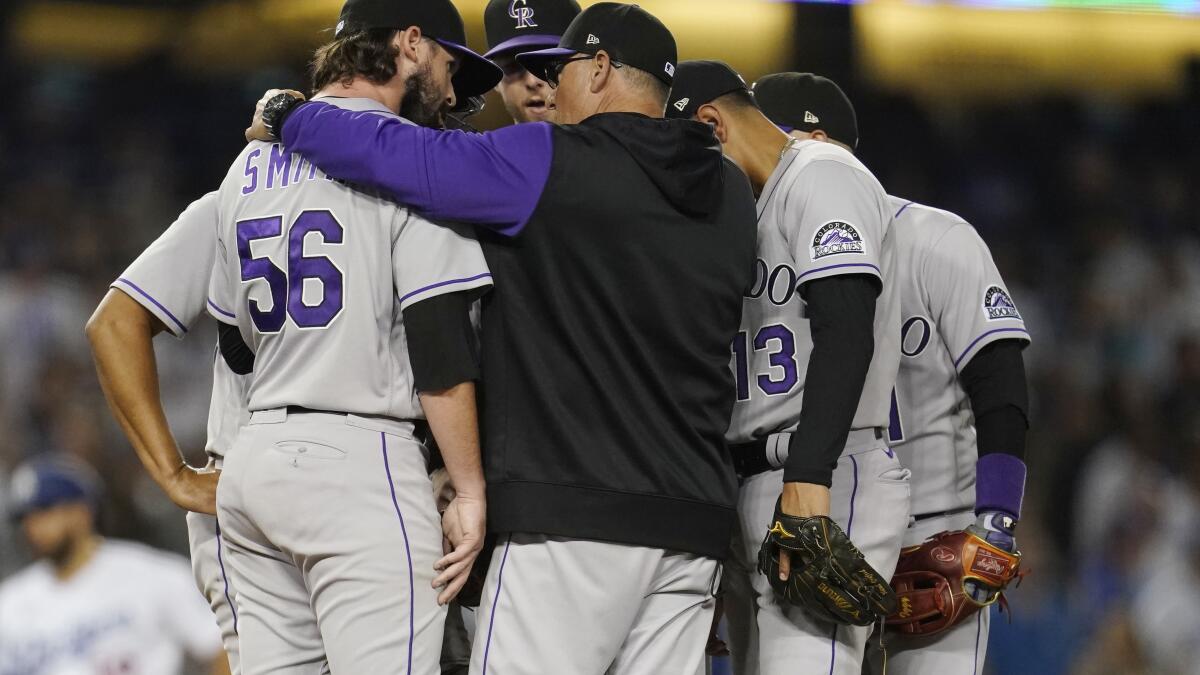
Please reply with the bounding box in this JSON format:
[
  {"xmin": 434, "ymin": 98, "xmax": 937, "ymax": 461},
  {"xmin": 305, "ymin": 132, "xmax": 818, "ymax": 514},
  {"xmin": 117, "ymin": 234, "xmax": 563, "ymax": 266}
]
[
  {"xmin": 433, "ymin": 494, "xmax": 486, "ymax": 605},
  {"xmin": 163, "ymin": 463, "xmax": 221, "ymax": 515},
  {"xmin": 246, "ymin": 88, "xmax": 306, "ymax": 143}
]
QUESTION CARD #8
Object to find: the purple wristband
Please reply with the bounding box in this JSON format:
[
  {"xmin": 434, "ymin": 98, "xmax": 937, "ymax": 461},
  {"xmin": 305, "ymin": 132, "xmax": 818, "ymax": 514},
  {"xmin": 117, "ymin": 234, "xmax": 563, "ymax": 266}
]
[{"xmin": 975, "ymin": 454, "xmax": 1026, "ymax": 519}]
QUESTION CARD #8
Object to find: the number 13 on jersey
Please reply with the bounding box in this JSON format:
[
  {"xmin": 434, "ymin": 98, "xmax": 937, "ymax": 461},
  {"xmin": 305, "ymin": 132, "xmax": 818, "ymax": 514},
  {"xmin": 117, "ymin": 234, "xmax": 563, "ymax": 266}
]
[{"xmin": 731, "ymin": 324, "xmax": 800, "ymax": 401}]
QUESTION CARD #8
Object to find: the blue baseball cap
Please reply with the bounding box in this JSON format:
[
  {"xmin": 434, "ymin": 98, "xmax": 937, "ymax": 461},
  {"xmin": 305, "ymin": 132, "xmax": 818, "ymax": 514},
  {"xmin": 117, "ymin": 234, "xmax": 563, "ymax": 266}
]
[{"xmin": 7, "ymin": 455, "xmax": 101, "ymax": 521}]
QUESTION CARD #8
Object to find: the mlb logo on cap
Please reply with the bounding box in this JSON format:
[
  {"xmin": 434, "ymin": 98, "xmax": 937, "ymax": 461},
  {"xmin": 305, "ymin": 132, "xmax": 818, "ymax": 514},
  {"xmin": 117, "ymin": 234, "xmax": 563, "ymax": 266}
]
[{"xmin": 664, "ymin": 62, "xmax": 675, "ymax": 77}]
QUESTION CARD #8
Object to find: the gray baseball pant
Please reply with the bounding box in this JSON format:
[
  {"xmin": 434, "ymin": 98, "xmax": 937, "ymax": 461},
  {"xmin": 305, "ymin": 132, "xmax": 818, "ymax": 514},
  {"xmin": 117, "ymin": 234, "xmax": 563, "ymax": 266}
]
[
  {"xmin": 469, "ymin": 533, "xmax": 720, "ymax": 675},
  {"xmin": 731, "ymin": 430, "xmax": 911, "ymax": 675},
  {"xmin": 217, "ymin": 408, "xmax": 445, "ymax": 675}
]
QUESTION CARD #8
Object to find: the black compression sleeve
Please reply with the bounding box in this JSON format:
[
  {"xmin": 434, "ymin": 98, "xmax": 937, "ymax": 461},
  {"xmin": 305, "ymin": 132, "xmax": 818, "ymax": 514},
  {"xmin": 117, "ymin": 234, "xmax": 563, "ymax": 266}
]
[
  {"xmin": 217, "ymin": 322, "xmax": 255, "ymax": 375},
  {"xmin": 960, "ymin": 339, "xmax": 1029, "ymax": 460},
  {"xmin": 403, "ymin": 291, "xmax": 480, "ymax": 392},
  {"xmin": 783, "ymin": 275, "xmax": 880, "ymax": 486}
]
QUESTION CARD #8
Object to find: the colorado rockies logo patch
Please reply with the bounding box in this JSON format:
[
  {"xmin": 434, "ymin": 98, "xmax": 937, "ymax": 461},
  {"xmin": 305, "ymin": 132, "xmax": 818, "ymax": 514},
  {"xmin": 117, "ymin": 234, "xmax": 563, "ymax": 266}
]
[
  {"xmin": 811, "ymin": 221, "xmax": 865, "ymax": 260},
  {"xmin": 509, "ymin": 0, "xmax": 538, "ymax": 29},
  {"xmin": 983, "ymin": 285, "xmax": 1021, "ymax": 321}
]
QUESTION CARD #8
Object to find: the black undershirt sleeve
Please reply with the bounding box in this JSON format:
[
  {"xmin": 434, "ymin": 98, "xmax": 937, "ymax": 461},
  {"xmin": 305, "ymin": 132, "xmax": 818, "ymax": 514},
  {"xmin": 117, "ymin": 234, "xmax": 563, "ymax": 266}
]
[
  {"xmin": 403, "ymin": 290, "xmax": 480, "ymax": 392},
  {"xmin": 784, "ymin": 274, "xmax": 880, "ymax": 486},
  {"xmin": 960, "ymin": 339, "xmax": 1030, "ymax": 460},
  {"xmin": 217, "ymin": 322, "xmax": 255, "ymax": 375}
]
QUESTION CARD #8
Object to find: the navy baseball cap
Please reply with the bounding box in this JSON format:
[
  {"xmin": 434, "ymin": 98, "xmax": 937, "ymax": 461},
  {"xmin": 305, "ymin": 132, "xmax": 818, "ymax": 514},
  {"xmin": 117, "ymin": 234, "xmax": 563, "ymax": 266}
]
[
  {"xmin": 7, "ymin": 455, "xmax": 101, "ymax": 521},
  {"xmin": 334, "ymin": 0, "xmax": 503, "ymax": 100},
  {"xmin": 517, "ymin": 2, "xmax": 678, "ymax": 87},
  {"xmin": 664, "ymin": 60, "xmax": 751, "ymax": 120},
  {"xmin": 484, "ymin": 0, "xmax": 582, "ymax": 60},
  {"xmin": 752, "ymin": 73, "xmax": 859, "ymax": 150}
]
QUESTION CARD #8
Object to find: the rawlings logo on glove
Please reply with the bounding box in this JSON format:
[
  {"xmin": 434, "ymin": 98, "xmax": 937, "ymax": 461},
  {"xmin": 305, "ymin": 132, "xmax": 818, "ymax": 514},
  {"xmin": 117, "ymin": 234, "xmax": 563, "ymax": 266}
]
[{"xmin": 885, "ymin": 528, "xmax": 1022, "ymax": 637}]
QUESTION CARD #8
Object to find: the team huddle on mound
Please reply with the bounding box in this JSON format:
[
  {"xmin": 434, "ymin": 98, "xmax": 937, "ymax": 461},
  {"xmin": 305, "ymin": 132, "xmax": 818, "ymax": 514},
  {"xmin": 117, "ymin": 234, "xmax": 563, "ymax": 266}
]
[{"xmin": 80, "ymin": 0, "xmax": 1032, "ymax": 673}]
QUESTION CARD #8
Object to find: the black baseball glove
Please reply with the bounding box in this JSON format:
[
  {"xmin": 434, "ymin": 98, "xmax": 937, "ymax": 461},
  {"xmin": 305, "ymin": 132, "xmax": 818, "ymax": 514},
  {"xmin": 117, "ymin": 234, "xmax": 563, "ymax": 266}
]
[{"xmin": 757, "ymin": 499, "xmax": 898, "ymax": 626}]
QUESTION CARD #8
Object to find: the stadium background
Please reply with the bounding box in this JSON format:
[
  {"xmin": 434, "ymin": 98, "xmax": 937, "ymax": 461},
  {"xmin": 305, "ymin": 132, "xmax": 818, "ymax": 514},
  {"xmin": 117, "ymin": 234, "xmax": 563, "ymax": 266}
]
[{"xmin": 0, "ymin": 0, "xmax": 1198, "ymax": 672}]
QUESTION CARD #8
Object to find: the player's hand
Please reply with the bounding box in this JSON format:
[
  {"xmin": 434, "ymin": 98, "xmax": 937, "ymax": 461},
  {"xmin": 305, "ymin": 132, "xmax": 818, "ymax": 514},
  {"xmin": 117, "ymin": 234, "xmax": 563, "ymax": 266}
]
[
  {"xmin": 430, "ymin": 467, "xmax": 456, "ymax": 514},
  {"xmin": 246, "ymin": 89, "xmax": 306, "ymax": 143},
  {"xmin": 433, "ymin": 493, "xmax": 486, "ymax": 605},
  {"xmin": 163, "ymin": 462, "xmax": 221, "ymax": 515},
  {"xmin": 964, "ymin": 511, "xmax": 1019, "ymax": 601},
  {"xmin": 776, "ymin": 482, "xmax": 830, "ymax": 581}
]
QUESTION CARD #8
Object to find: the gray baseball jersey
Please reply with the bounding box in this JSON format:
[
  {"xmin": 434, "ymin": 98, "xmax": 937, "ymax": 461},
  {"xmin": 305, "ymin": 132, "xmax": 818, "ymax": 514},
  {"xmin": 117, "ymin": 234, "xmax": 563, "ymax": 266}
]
[
  {"xmin": 113, "ymin": 192, "xmax": 250, "ymax": 459},
  {"xmin": 206, "ymin": 97, "xmax": 492, "ymax": 417},
  {"xmin": 885, "ymin": 197, "xmax": 1030, "ymax": 517},
  {"xmin": 727, "ymin": 139, "xmax": 900, "ymax": 444}
]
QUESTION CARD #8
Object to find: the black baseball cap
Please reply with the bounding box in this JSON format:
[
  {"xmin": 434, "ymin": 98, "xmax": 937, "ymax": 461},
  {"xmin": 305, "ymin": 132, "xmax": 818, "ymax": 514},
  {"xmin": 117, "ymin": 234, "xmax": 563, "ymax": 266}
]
[
  {"xmin": 752, "ymin": 73, "xmax": 859, "ymax": 150},
  {"xmin": 334, "ymin": 0, "xmax": 503, "ymax": 100},
  {"xmin": 484, "ymin": 0, "xmax": 582, "ymax": 60},
  {"xmin": 664, "ymin": 60, "xmax": 751, "ymax": 120},
  {"xmin": 517, "ymin": 2, "xmax": 678, "ymax": 87}
]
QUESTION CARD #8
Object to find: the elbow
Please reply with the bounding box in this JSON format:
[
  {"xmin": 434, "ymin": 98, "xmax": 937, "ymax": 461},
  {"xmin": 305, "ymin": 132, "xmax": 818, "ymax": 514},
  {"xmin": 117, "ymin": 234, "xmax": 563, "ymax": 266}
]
[
  {"xmin": 84, "ymin": 305, "xmax": 114, "ymax": 349},
  {"xmin": 86, "ymin": 291, "xmax": 153, "ymax": 350}
]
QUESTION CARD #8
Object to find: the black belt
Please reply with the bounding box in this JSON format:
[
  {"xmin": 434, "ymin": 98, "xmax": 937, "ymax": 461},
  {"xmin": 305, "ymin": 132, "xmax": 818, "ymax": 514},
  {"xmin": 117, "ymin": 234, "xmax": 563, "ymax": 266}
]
[
  {"xmin": 729, "ymin": 428, "xmax": 885, "ymax": 480},
  {"xmin": 283, "ymin": 406, "xmax": 431, "ymax": 445},
  {"xmin": 730, "ymin": 439, "xmax": 773, "ymax": 478},
  {"xmin": 285, "ymin": 405, "xmax": 346, "ymax": 416},
  {"xmin": 913, "ymin": 506, "xmax": 973, "ymax": 522}
]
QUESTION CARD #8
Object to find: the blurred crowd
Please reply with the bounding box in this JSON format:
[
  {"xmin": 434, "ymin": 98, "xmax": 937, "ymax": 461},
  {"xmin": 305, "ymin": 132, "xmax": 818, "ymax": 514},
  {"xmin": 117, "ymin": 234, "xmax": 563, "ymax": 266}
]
[{"xmin": 0, "ymin": 51, "xmax": 1197, "ymax": 674}]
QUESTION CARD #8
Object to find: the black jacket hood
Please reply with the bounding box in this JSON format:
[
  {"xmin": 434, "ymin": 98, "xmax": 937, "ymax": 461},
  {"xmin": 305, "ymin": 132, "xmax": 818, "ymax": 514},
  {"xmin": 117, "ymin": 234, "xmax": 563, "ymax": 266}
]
[{"xmin": 581, "ymin": 112, "xmax": 727, "ymax": 218}]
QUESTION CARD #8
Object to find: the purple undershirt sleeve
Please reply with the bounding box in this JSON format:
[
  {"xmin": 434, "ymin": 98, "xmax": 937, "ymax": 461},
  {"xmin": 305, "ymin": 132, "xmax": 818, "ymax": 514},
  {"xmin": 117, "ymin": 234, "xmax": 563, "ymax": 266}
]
[
  {"xmin": 975, "ymin": 453, "xmax": 1027, "ymax": 519},
  {"xmin": 281, "ymin": 102, "xmax": 555, "ymax": 236}
]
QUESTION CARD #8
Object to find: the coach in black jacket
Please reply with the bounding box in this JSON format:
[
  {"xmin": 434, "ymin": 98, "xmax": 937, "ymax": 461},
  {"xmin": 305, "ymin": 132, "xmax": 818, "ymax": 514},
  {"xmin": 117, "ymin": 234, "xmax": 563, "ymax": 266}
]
[{"xmin": 252, "ymin": 3, "xmax": 757, "ymax": 671}]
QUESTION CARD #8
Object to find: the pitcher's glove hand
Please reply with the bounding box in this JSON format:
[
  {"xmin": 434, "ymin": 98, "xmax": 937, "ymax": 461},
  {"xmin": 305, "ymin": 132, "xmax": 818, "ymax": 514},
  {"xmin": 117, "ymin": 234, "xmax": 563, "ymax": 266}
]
[
  {"xmin": 757, "ymin": 499, "xmax": 898, "ymax": 626},
  {"xmin": 886, "ymin": 520, "xmax": 1022, "ymax": 637}
]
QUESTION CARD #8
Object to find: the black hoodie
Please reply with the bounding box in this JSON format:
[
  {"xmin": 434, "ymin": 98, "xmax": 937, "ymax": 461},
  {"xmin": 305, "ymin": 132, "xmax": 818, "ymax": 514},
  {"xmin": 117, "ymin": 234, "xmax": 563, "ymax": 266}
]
[{"xmin": 281, "ymin": 106, "xmax": 758, "ymax": 558}]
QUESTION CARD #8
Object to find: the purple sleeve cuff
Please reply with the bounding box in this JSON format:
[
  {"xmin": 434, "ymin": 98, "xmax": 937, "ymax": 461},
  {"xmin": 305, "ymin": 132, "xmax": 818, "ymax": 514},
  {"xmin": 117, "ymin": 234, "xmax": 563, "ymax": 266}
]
[
  {"xmin": 112, "ymin": 278, "xmax": 188, "ymax": 337},
  {"xmin": 281, "ymin": 102, "xmax": 554, "ymax": 236},
  {"xmin": 975, "ymin": 453, "xmax": 1026, "ymax": 519}
]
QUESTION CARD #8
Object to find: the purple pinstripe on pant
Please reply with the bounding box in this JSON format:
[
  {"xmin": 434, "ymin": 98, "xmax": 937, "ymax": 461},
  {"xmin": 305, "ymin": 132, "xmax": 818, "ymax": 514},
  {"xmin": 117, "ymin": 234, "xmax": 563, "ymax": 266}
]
[
  {"xmin": 381, "ymin": 432, "xmax": 416, "ymax": 675},
  {"xmin": 481, "ymin": 536, "xmax": 513, "ymax": 675},
  {"xmin": 215, "ymin": 517, "xmax": 238, "ymax": 634},
  {"xmin": 828, "ymin": 455, "xmax": 862, "ymax": 675}
]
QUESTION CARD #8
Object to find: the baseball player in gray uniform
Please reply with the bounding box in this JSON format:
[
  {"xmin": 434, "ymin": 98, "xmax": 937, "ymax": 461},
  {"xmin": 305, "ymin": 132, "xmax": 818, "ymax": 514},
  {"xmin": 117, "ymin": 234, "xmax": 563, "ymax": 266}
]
[
  {"xmin": 88, "ymin": 192, "xmax": 247, "ymax": 674},
  {"xmin": 752, "ymin": 73, "xmax": 1033, "ymax": 675},
  {"xmin": 666, "ymin": 61, "xmax": 909, "ymax": 675},
  {"xmin": 206, "ymin": 1, "xmax": 500, "ymax": 672}
]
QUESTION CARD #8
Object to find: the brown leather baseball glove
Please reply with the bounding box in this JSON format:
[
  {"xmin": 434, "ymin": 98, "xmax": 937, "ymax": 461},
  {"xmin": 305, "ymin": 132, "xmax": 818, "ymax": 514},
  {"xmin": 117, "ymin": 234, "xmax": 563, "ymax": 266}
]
[{"xmin": 886, "ymin": 529, "xmax": 1022, "ymax": 637}]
